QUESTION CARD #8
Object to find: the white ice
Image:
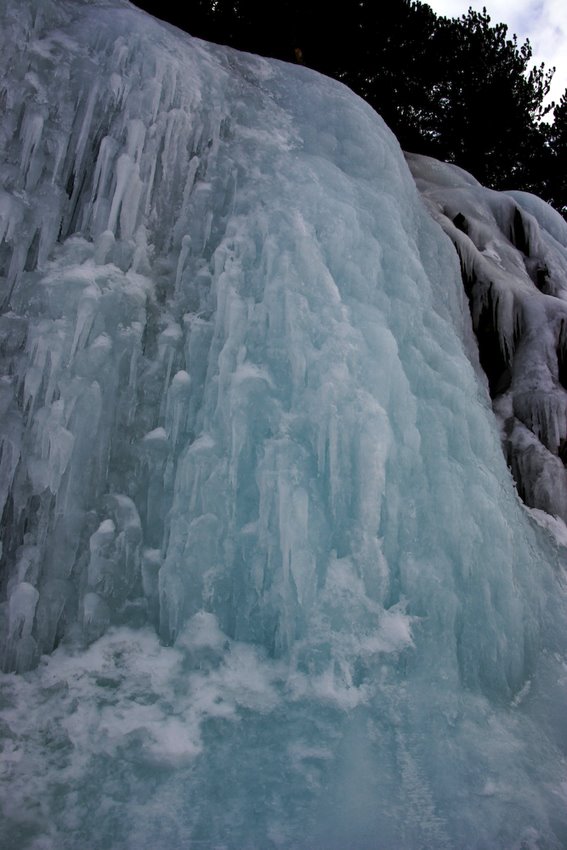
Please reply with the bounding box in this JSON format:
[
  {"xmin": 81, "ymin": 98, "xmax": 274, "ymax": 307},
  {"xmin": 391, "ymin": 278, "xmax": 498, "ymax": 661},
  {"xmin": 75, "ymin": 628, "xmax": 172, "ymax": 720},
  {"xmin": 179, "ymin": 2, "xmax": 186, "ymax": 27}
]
[{"xmin": 0, "ymin": 1, "xmax": 565, "ymax": 848}]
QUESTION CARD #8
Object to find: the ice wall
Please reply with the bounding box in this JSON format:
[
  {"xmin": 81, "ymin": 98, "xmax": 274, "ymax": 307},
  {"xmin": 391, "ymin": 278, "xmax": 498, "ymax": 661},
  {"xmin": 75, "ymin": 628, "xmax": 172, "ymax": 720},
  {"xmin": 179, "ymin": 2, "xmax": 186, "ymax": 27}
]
[
  {"xmin": 0, "ymin": 2, "xmax": 566, "ymax": 848},
  {"xmin": 408, "ymin": 153, "xmax": 567, "ymax": 526}
]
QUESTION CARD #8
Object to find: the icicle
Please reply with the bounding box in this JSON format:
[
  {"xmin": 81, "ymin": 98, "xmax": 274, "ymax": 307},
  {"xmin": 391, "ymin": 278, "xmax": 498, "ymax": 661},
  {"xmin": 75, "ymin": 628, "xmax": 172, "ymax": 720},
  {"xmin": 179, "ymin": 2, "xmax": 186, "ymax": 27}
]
[
  {"xmin": 174, "ymin": 234, "xmax": 191, "ymax": 296},
  {"xmin": 8, "ymin": 581, "xmax": 39, "ymax": 640},
  {"xmin": 87, "ymin": 519, "xmax": 116, "ymax": 594},
  {"xmin": 19, "ymin": 110, "xmax": 44, "ymax": 191},
  {"xmin": 90, "ymin": 135, "xmax": 120, "ymax": 234},
  {"xmin": 158, "ymin": 322, "xmax": 182, "ymax": 405},
  {"xmin": 15, "ymin": 544, "xmax": 40, "ymax": 585},
  {"xmin": 0, "ymin": 189, "xmax": 24, "ymax": 245},
  {"xmin": 0, "ymin": 425, "xmax": 22, "ymax": 521},
  {"xmin": 42, "ymin": 400, "xmax": 74, "ymax": 495},
  {"xmin": 107, "ymin": 153, "xmax": 135, "ymax": 236},
  {"xmin": 172, "ymin": 156, "xmax": 201, "ymax": 247},
  {"xmin": 165, "ymin": 370, "xmax": 191, "ymax": 448},
  {"xmin": 126, "ymin": 118, "xmax": 146, "ymax": 163},
  {"xmin": 94, "ymin": 229, "xmax": 115, "ymax": 265},
  {"xmin": 131, "ymin": 225, "xmax": 150, "ymax": 274},
  {"xmin": 72, "ymin": 81, "xmax": 100, "ymax": 191},
  {"xmin": 81, "ymin": 591, "xmax": 110, "ymax": 643},
  {"xmin": 69, "ymin": 284, "xmax": 100, "ymax": 359},
  {"xmin": 142, "ymin": 548, "xmax": 161, "ymax": 623}
]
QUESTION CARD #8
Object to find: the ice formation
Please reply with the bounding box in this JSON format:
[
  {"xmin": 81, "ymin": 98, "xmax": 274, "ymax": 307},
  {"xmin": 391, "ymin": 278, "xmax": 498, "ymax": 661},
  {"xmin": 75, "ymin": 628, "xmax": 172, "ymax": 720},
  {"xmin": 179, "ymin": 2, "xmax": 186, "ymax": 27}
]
[
  {"xmin": 0, "ymin": 1, "xmax": 566, "ymax": 848},
  {"xmin": 408, "ymin": 153, "xmax": 567, "ymax": 524}
]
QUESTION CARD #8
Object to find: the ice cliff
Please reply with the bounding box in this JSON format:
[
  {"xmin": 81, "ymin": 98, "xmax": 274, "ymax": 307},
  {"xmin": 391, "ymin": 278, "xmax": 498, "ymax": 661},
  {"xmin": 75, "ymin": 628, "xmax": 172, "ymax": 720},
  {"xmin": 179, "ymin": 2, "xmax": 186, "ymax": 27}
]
[
  {"xmin": 408, "ymin": 153, "xmax": 567, "ymax": 529},
  {"xmin": 0, "ymin": 1, "xmax": 566, "ymax": 849}
]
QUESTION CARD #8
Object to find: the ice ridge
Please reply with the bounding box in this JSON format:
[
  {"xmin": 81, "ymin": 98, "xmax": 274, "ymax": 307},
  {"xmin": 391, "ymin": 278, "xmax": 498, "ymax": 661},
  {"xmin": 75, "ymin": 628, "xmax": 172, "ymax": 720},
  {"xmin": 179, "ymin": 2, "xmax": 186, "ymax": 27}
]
[
  {"xmin": 408, "ymin": 152, "xmax": 567, "ymax": 526},
  {"xmin": 0, "ymin": 1, "xmax": 565, "ymax": 848}
]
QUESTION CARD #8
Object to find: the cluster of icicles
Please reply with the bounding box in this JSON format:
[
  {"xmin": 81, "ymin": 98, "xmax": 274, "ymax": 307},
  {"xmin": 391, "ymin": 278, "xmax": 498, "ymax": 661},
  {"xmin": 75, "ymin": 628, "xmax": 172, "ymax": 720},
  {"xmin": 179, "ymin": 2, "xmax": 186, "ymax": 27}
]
[
  {"xmin": 0, "ymin": 0, "xmax": 236, "ymax": 670},
  {"xmin": 1, "ymin": 0, "xmax": 567, "ymax": 674},
  {"xmin": 408, "ymin": 153, "xmax": 567, "ymax": 526}
]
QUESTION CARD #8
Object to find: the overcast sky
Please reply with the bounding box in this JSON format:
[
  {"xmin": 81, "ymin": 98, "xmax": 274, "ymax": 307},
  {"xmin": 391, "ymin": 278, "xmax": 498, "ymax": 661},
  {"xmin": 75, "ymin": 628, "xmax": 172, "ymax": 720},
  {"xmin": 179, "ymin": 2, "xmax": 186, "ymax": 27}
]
[{"xmin": 425, "ymin": 0, "xmax": 566, "ymax": 109}]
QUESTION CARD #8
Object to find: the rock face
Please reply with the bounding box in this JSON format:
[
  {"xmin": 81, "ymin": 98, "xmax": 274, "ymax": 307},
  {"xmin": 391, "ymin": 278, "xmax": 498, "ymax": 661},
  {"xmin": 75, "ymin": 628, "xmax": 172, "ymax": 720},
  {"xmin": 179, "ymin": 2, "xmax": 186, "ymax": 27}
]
[
  {"xmin": 408, "ymin": 152, "xmax": 567, "ymax": 526},
  {"xmin": 0, "ymin": 2, "xmax": 565, "ymax": 849}
]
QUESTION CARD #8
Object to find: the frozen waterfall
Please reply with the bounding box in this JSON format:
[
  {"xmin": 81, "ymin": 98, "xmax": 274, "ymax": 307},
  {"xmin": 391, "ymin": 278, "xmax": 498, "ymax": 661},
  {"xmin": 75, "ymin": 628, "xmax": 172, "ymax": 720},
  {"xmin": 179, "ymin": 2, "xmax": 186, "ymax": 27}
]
[
  {"xmin": 0, "ymin": 1, "xmax": 566, "ymax": 848},
  {"xmin": 408, "ymin": 152, "xmax": 567, "ymax": 528}
]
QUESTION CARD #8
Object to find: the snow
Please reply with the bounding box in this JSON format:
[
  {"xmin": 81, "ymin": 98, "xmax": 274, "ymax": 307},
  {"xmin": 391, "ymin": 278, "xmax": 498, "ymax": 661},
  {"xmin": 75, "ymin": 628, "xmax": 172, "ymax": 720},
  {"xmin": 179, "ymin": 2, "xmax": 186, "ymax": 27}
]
[{"xmin": 0, "ymin": 0, "xmax": 565, "ymax": 848}]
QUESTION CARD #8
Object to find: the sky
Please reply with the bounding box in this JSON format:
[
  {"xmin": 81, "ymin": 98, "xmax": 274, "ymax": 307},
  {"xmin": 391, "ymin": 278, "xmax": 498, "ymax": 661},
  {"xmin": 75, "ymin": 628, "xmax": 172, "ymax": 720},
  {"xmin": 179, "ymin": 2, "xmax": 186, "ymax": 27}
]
[{"xmin": 426, "ymin": 0, "xmax": 566, "ymax": 109}]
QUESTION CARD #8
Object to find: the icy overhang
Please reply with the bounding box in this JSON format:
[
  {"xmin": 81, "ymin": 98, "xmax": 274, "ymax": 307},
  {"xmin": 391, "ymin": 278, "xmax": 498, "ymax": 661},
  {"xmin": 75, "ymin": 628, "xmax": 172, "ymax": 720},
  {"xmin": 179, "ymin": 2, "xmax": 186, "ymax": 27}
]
[{"xmin": 408, "ymin": 151, "xmax": 567, "ymax": 524}]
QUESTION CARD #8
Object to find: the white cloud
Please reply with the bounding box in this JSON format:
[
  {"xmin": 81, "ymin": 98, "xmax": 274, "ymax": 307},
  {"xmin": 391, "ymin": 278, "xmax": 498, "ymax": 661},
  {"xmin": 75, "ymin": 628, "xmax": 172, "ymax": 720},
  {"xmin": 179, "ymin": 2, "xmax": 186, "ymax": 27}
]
[{"xmin": 425, "ymin": 0, "xmax": 566, "ymax": 108}]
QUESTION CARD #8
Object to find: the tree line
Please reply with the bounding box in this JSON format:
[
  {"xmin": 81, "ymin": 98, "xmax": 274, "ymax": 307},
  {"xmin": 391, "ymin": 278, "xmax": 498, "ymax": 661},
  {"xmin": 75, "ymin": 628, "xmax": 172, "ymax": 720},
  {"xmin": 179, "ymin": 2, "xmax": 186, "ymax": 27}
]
[{"xmin": 137, "ymin": 0, "xmax": 567, "ymax": 217}]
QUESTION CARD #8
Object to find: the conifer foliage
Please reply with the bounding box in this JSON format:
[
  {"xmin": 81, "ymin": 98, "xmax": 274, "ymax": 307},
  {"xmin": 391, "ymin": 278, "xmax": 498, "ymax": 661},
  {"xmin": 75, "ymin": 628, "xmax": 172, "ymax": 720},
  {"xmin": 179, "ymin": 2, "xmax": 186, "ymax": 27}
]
[
  {"xmin": 547, "ymin": 92, "xmax": 567, "ymax": 215},
  {"xmin": 135, "ymin": 0, "xmax": 566, "ymax": 216}
]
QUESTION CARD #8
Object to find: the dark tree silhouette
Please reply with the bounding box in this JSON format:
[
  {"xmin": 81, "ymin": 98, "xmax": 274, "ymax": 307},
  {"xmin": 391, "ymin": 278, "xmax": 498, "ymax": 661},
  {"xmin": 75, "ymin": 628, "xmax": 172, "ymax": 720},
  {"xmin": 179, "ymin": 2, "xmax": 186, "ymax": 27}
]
[
  {"xmin": 546, "ymin": 90, "xmax": 567, "ymax": 215},
  {"xmin": 131, "ymin": 0, "xmax": 563, "ymax": 216},
  {"xmin": 419, "ymin": 10, "xmax": 554, "ymax": 190}
]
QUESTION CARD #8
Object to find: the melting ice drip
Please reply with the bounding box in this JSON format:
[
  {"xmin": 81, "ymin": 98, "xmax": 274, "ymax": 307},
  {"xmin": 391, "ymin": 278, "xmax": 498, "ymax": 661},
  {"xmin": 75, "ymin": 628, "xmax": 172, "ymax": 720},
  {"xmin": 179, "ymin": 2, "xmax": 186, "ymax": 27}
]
[{"xmin": 0, "ymin": 1, "xmax": 566, "ymax": 848}]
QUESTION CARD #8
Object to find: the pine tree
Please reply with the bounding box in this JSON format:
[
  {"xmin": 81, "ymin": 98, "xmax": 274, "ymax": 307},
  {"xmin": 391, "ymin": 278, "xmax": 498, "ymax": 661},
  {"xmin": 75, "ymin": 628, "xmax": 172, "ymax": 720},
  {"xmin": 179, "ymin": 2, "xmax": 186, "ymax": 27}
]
[
  {"xmin": 547, "ymin": 91, "xmax": 567, "ymax": 215},
  {"xmin": 421, "ymin": 8, "xmax": 554, "ymax": 191}
]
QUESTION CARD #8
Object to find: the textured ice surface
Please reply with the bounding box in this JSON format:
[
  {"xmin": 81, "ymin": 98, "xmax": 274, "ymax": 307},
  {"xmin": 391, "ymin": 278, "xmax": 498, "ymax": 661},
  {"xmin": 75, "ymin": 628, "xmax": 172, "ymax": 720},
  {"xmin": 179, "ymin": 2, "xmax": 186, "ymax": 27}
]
[
  {"xmin": 408, "ymin": 153, "xmax": 567, "ymax": 528},
  {"xmin": 0, "ymin": 1, "xmax": 566, "ymax": 848}
]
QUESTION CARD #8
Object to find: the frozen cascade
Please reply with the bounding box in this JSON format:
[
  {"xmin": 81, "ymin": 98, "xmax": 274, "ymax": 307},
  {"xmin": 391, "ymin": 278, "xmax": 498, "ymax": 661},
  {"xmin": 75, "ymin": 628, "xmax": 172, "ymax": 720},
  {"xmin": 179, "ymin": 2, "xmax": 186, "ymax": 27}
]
[
  {"xmin": 0, "ymin": 1, "xmax": 565, "ymax": 848},
  {"xmin": 408, "ymin": 153, "xmax": 567, "ymax": 525}
]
